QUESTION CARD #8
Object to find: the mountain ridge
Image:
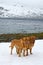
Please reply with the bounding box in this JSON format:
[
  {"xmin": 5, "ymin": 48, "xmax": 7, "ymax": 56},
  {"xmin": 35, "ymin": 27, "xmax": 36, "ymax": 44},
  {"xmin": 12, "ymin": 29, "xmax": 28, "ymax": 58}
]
[{"xmin": 0, "ymin": 5, "xmax": 43, "ymax": 19}]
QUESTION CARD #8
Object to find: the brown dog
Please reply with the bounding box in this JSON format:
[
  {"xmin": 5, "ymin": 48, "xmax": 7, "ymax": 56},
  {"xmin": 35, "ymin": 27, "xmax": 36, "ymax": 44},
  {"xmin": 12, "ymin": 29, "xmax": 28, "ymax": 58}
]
[
  {"xmin": 9, "ymin": 39, "xmax": 23, "ymax": 57},
  {"xmin": 22, "ymin": 36, "xmax": 36, "ymax": 56}
]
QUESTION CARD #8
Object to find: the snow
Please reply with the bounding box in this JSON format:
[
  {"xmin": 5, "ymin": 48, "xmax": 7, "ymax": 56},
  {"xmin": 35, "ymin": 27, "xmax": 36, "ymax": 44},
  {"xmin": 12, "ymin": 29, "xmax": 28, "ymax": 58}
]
[{"xmin": 0, "ymin": 40, "xmax": 43, "ymax": 65}]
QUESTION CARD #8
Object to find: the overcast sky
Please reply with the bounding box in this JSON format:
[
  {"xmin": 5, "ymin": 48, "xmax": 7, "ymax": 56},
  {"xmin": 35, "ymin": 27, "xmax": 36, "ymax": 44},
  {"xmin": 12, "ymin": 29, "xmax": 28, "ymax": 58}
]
[{"xmin": 0, "ymin": 0, "xmax": 43, "ymax": 8}]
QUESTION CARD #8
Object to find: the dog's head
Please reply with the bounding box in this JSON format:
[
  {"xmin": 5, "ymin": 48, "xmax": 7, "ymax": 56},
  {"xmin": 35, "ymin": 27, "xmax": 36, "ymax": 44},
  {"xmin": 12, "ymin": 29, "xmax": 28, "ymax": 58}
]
[{"xmin": 30, "ymin": 36, "xmax": 36, "ymax": 43}]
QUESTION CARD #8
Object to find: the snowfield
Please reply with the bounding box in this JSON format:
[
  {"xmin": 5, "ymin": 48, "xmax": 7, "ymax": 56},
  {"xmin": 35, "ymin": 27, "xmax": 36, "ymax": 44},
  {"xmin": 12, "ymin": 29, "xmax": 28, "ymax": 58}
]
[{"xmin": 0, "ymin": 40, "xmax": 43, "ymax": 65}]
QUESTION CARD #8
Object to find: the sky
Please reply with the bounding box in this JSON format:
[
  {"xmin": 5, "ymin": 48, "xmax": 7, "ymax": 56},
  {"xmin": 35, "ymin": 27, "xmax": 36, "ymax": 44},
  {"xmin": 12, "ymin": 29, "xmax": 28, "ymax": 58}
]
[{"xmin": 0, "ymin": 0, "xmax": 43, "ymax": 9}]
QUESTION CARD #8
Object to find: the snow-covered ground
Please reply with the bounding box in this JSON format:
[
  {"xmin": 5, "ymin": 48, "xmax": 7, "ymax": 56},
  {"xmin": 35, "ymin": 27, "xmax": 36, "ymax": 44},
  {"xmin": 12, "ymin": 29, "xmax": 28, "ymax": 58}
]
[{"xmin": 0, "ymin": 40, "xmax": 43, "ymax": 65}]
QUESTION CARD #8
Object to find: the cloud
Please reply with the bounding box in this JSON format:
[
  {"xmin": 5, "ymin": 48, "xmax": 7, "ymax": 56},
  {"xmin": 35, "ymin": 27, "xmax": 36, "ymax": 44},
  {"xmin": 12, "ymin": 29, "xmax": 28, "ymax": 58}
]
[{"xmin": 0, "ymin": 0, "xmax": 43, "ymax": 8}]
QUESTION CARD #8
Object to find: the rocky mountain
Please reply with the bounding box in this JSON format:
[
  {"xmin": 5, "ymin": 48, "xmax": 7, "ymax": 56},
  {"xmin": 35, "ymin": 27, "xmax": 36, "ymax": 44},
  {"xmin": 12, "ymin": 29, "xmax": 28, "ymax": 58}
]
[{"xmin": 0, "ymin": 5, "xmax": 43, "ymax": 19}]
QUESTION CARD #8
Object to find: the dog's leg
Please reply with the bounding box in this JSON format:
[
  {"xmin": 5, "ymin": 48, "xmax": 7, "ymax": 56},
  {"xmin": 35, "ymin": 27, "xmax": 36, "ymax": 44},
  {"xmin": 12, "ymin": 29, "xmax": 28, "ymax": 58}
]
[
  {"xmin": 23, "ymin": 49, "xmax": 25, "ymax": 56},
  {"xmin": 16, "ymin": 48, "xmax": 19, "ymax": 54},
  {"xmin": 18, "ymin": 49, "xmax": 21, "ymax": 57},
  {"xmin": 26, "ymin": 49, "xmax": 28, "ymax": 56},
  {"xmin": 30, "ymin": 48, "xmax": 32, "ymax": 54},
  {"xmin": 11, "ymin": 47, "xmax": 13, "ymax": 55}
]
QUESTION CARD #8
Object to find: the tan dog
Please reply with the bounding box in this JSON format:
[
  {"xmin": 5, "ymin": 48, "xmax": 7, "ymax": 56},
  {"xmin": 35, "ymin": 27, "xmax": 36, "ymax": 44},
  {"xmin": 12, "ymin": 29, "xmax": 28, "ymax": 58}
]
[
  {"xmin": 22, "ymin": 37, "xmax": 31, "ymax": 56},
  {"xmin": 22, "ymin": 36, "xmax": 36, "ymax": 56},
  {"xmin": 9, "ymin": 39, "xmax": 23, "ymax": 57}
]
